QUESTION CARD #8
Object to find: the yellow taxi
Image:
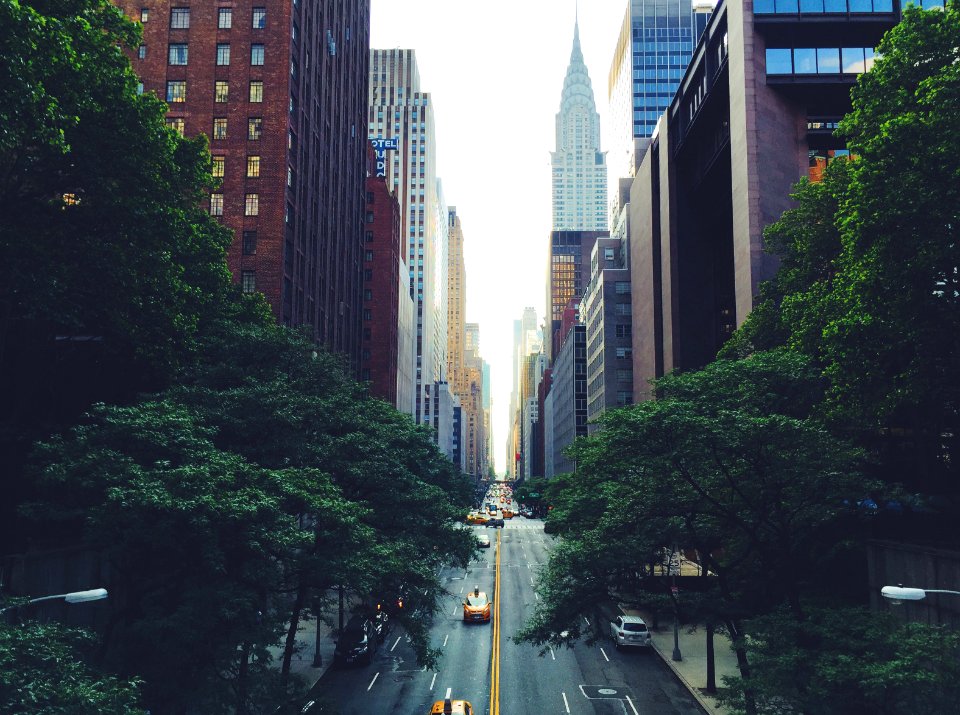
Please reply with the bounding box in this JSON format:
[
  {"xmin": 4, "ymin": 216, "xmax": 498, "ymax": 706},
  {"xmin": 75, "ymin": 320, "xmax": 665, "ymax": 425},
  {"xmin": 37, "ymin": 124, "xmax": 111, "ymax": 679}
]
[
  {"xmin": 462, "ymin": 586, "xmax": 491, "ymax": 623},
  {"xmin": 501, "ymin": 508, "xmax": 514, "ymax": 519},
  {"xmin": 465, "ymin": 512, "xmax": 488, "ymax": 525},
  {"xmin": 429, "ymin": 699, "xmax": 474, "ymax": 715}
]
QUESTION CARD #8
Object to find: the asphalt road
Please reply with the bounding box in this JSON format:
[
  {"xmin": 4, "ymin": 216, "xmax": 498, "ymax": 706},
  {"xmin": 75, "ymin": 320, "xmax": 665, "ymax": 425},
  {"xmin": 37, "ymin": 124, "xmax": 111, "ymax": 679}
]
[{"xmin": 309, "ymin": 518, "xmax": 705, "ymax": 714}]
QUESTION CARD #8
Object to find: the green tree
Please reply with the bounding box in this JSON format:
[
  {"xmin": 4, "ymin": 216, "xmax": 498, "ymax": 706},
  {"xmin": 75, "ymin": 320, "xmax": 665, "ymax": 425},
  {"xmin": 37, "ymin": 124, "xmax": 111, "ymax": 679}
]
[
  {"xmin": 0, "ymin": 620, "xmax": 145, "ymax": 714},
  {"xmin": 718, "ymin": 606, "xmax": 960, "ymax": 715}
]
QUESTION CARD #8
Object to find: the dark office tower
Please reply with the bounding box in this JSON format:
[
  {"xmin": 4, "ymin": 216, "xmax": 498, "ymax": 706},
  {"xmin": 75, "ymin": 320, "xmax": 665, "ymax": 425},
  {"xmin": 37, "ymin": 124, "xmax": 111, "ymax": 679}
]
[
  {"xmin": 608, "ymin": 0, "xmax": 695, "ymax": 178},
  {"xmin": 627, "ymin": 0, "xmax": 927, "ymax": 400},
  {"xmin": 546, "ymin": 230, "xmax": 607, "ymax": 362},
  {"xmin": 119, "ymin": 2, "xmax": 370, "ymax": 374},
  {"xmin": 549, "ymin": 324, "xmax": 587, "ymax": 477}
]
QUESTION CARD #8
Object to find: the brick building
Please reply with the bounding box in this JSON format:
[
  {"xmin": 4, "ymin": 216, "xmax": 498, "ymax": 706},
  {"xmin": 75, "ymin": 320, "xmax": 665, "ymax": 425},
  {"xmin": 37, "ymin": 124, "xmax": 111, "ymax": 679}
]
[
  {"xmin": 361, "ymin": 153, "xmax": 404, "ymax": 406},
  {"xmin": 118, "ymin": 1, "xmax": 370, "ymax": 373}
]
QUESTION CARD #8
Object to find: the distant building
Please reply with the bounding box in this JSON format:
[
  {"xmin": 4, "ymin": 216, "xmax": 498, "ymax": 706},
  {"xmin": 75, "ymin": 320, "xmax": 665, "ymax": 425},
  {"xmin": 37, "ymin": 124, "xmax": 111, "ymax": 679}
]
[
  {"xmin": 551, "ymin": 20, "xmax": 608, "ymax": 231},
  {"xmin": 550, "ymin": 324, "xmax": 588, "ymax": 476},
  {"xmin": 546, "ymin": 231, "xmax": 607, "ymax": 362},
  {"xmin": 582, "ymin": 239, "xmax": 633, "ymax": 433},
  {"xmin": 119, "ymin": 0, "xmax": 370, "ymax": 373},
  {"xmin": 369, "ymin": 49, "xmax": 446, "ymax": 425}
]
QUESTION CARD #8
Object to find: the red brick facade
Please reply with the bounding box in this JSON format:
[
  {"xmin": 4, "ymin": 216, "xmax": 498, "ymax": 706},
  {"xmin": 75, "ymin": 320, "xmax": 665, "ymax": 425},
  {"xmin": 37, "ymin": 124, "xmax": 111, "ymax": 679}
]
[
  {"xmin": 118, "ymin": 1, "xmax": 369, "ymax": 374},
  {"xmin": 362, "ymin": 166, "xmax": 401, "ymax": 405}
]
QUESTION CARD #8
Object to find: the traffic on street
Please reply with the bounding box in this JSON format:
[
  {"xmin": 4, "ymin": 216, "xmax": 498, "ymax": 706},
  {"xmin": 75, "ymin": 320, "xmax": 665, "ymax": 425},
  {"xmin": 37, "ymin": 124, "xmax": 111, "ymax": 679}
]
[{"xmin": 300, "ymin": 487, "xmax": 704, "ymax": 714}]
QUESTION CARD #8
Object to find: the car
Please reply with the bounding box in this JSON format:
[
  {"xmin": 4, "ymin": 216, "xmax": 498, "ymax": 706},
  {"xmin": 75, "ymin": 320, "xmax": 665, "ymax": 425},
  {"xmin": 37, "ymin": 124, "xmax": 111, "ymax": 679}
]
[
  {"xmin": 466, "ymin": 512, "xmax": 488, "ymax": 525},
  {"xmin": 609, "ymin": 614, "xmax": 652, "ymax": 650},
  {"xmin": 501, "ymin": 509, "xmax": 514, "ymax": 519},
  {"xmin": 486, "ymin": 517, "xmax": 504, "ymax": 528},
  {"xmin": 334, "ymin": 614, "xmax": 379, "ymax": 666},
  {"xmin": 476, "ymin": 534, "xmax": 491, "ymax": 548},
  {"xmin": 462, "ymin": 586, "xmax": 491, "ymax": 623},
  {"xmin": 429, "ymin": 699, "xmax": 475, "ymax": 715}
]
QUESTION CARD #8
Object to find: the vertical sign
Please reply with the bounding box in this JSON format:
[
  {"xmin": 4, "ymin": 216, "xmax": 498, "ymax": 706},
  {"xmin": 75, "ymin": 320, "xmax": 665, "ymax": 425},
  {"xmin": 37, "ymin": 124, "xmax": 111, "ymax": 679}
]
[{"xmin": 370, "ymin": 138, "xmax": 399, "ymax": 177}]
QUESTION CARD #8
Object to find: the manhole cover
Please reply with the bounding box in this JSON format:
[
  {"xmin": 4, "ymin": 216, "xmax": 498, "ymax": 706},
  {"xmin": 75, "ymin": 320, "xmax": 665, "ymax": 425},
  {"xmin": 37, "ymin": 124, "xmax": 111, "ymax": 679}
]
[
  {"xmin": 579, "ymin": 685, "xmax": 635, "ymax": 700},
  {"xmin": 394, "ymin": 674, "xmax": 415, "ymax": 682},
  {"xmin": 598, "ymin": 688, "xmax": 618, "ymax": 695}
]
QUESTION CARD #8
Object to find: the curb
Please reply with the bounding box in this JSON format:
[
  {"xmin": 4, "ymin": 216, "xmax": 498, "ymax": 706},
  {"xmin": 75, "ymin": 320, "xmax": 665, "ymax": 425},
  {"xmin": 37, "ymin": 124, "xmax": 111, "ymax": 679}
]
[{"xmin": 615, "ymin": 604, "xmax": 713, "ymax": 715}]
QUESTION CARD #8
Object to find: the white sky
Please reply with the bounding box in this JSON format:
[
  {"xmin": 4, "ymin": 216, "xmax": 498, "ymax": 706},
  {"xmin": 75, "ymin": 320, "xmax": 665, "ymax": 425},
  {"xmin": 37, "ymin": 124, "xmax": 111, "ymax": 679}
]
[{"xmin": 371, "ymin": 0, "xmax": 629, "ymax": 474}]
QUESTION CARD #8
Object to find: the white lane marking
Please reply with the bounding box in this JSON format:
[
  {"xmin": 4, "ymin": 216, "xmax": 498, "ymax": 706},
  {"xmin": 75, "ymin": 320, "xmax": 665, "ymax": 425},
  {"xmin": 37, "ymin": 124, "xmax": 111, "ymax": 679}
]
[
  {"xmin": 390, "ymin": 636, "xmax": 401, "ymax": 652},
  {"xmin": 600, "ymin": 647, "xmax": 610, "ymax": 662},
  {"xmin": 549, "ymin": 646, "xmax": 556, "ymax": 661},
  {"xmin": 430, "ymin": 672, "xmax": 438, "ymax": 690},
  {"xmin": 535, "ymin": 593, "xmax": 540, "ymax": 600},
  {"xmin": 625, "ymin": 694, "xmax": 640, "ymax": 715},
  {"xmin": 583, "ymin": 617, "xmax": 591, "ymax": 626},
  {"xmin": 445, "ymin": 687, "xmax": 452, "ymax": 700},
  {"xmin": 442, "ymin": 634, "xmax": 449, "ymax": 647},
  {"xmin": 530, "ymin": 576, "xmax": 535, "ymax": 585},
  {"xmin": 367, "ymin": 672, "xmax": 379, "ymax": 691},
  {"xmin": 452, "ymin": 605, "xmax": 458, "ymax": 616},
  {"xmin": 460, "ymin": 586, "xmax": 464, "ymax": 594},
  {"xmin": 562, "ymin": 692, "xmax": 571, "ymax": 713}
]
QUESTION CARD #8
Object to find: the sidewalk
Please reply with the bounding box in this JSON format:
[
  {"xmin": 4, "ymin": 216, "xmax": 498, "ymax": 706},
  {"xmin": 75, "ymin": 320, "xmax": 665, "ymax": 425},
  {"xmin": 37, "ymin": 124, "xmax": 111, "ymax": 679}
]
[
  {"xmin": 266, "ymin": 613, "xmax": 337, "ymax": 691},
  {"xmin": 620, "ymin": 606, "xmax": 739, "ymax": 715}
]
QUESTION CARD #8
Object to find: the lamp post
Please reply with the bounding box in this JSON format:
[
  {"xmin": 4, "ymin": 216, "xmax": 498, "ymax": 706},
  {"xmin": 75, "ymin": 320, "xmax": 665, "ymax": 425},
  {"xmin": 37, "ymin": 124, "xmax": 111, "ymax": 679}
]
[
  {"xmin": 881, "ymin": 585, "xmax": 960, "ymax": 603},
  {"xmin": 1, "ymin": 588, "xmax": 108, "ymax": 614}
]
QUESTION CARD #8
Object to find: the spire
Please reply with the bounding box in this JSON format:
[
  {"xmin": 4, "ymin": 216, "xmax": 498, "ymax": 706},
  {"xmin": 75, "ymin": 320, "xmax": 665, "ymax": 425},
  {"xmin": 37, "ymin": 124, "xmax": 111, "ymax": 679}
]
[{"xmin": 571, "ymin": 11, "xmax": 583, "ymax": 64}]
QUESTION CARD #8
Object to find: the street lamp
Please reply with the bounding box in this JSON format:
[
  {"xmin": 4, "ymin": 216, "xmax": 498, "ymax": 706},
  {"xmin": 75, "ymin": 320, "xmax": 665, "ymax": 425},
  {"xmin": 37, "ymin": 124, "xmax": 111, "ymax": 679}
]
[
  {"xmin": 881, "ymin": 585, "xmax": 960, "ymax": 604},
  {"xmin": 1, "ymin": 588, "xmax": 108, "ymax": 614}
]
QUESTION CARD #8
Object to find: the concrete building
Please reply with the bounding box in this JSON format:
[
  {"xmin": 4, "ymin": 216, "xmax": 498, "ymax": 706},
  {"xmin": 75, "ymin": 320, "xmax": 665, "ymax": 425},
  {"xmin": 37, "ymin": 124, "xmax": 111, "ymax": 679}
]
[
  {"xmin": 543, "ymin": 389, "xmax": 555, "ymax": 479},
  {"xmin": 369, "ymin": 49, "xmax": 445, "ymax": 425},
  {"xmin": 550, "ymin": 324, "xmax": 588, "ymax": 476},
  {"xmin": 446, "ymin": 208, "xmax": 467, "ymax": 400},
  {"xmin": 551, "ymin": 20, "xmax": 608, "ymax": 232},
  {"xmin": 546, "ymin": 231, "xmax": 607, "ymax": 362},
  {"xmin": 628, "ymin": 0, "xmax": 910, "ymax": 400},
  {"xmin": 582, "ymin": 239, "xmax": 633, "ymax": 432},
  {"xmin": 120, "ymin": 1, "xmax": 370, "ymax": 373},
  {"xmin": 507, "ymin": 308, "xmax": 540, "ymax": 478}
]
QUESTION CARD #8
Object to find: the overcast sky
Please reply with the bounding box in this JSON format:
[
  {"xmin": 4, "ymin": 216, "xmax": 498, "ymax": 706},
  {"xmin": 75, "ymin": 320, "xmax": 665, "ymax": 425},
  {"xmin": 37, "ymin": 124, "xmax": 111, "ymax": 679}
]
[{"xmin": 370, "ymin": 0, "xmax": 629, "ymax": 474}]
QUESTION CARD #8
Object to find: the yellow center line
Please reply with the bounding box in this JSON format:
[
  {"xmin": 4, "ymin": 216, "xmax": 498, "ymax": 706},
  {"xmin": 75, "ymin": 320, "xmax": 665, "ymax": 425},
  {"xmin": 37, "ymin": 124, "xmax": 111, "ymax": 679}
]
[{"xmin": 489, "ymin": 529, "xmax": 501, "ymax": 715}]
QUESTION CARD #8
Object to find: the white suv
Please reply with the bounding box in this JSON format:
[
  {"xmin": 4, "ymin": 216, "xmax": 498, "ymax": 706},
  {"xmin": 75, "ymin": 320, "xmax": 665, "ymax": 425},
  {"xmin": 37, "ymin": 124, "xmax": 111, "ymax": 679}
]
[{"xmin": 609, "ymin": 615, "xmax": 651, "ymax": 650}]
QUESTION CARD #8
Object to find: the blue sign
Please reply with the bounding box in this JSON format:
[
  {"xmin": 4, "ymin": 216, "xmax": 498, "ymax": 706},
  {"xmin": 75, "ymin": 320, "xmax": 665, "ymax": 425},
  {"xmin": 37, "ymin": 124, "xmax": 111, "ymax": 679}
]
[{"xmin": 371, "ymin": 138, "xmax": 399, "ymax": 177}]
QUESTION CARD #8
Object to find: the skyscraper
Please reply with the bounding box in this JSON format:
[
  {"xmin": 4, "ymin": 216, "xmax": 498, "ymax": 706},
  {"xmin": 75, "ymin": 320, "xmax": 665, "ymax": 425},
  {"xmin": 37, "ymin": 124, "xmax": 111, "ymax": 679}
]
[
  {"xmin": 369, "ymin": 49, "xmax": 444, "ymax": 425},
  {"xmin": 546, "ymin": 230, "xmax": 607, "ymax": 362},
  {"xmin": 608, "ymin": 0, "xmax": 697, "ymax": 178},
  {"xmin": 120, "ymin": 1, "xmax": 370, "ymax": 373},
  {"xmin": 551, "ymin": 20, "xmax": 608, "ymax": 232}
]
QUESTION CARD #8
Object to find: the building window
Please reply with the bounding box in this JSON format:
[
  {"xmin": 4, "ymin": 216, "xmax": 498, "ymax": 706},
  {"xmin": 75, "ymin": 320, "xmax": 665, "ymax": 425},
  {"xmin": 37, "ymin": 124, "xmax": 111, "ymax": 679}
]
[
  {"xmin": 241, "ymin": 270, "xmax": 256, "ymax": 293},
  {"xmin": 209, "ymin": 193, "xmax": 224, "ymax": 216},
  {"xmin": 365, "ymin": 250, "xmax": 373, "ymax": 261},
  {"xmin": 287, "ymin": 166, "xmax": 293, "ymax": 187},
  {"xmin": 218, "ymin": 7, "xmax": 232, "ymax": 29},
  {"xmin": 251, "ymin": 44, "xmax": 265, "ymax": 66},
  {"xmin": 249, "ymin": 80, "xmax": 264, "ymax": 103},
  {"xmin": 365, "ymin": 230, "xmax": 374, "ymax": 243},
  {"xmin": 365, "ymin": 211, "xmax": 375, "ymax": 223},
  {"xmin": 361, "ymin": 369, "xmax": 371, "ymax": 381},
  {"xmin": 363, "ymin": 309, "xmax": 372, "ymax": 321},
  {"xmin": 170, "ymin": 7, "xmax": 190, "ymax": 29},
  {"xmin": 246, "ymin": 156, "xmax": 260, "ymax": 178},
  {"xmin": 615, "ymin": 281, "xmax": 631, "ymax": 295},
  {"xmin": 215, "ymin": 80, "xmax": 229, "ymax": 103},
  {"xmin": 244, "ymin": 193, "xmax": 259, "ymax": 216},
  {"xmin": 166, "ymin": 117, "xmax": 185, "ymax": 136},
  {"xmin": 364, "ymin": 289, "xmax": 372, "ymax": 301},
  {"xmin": 252, "ymin": 7, "xmax": 266, "ymax": 29},
  {"xmin": 138, "ymin": 44, "xmax": 147, "ymax": 59},
  {"xmin": 615, "ymin": 303, "xmax": 632, "ymax": 316},
  {"xmin": 140, "ymin": 7, "xmax": 149, "ymax": 22},
  {"xmin": 615, "ymin": 324, "xmax": 632, "ymax": 338},
  {"xmin": 168, "ymin": 43, "xmax": 187, "ymax": 65},
  {"xmin": 165, "ymin": 80, "xmax": 186, "ymax": 103},
  {"xmin": 248, "ymin": 117, "xmax": 263, "ymax": 140},
  {"xmin": 242, "ymin": 230, "xmax": 257, "ymax": 255},
  {"xmin": 213, "ymin": 117, "xmax": 227, "ymax": 139},
  {"xmin": 216, "ymin": 43, "xmax": 230, "ymax": 66},
  {"xmin": 211, "ymin": 156, "xmax": 225, "ymax": 178},
  {"xmin": 136, "ymin": 82, "xmax": 144, "ymax": 95},
  {"xmin": 364, "ymin": 269, "xmax": 373, "ymax": 280}
]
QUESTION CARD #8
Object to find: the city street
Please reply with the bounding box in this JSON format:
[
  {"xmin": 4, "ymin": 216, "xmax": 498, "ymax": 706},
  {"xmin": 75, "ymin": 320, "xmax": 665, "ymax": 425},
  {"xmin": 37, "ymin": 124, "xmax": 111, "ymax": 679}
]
[{"xmin": 310, "ymin": 519, "xmax": 704, "ymax": 714}]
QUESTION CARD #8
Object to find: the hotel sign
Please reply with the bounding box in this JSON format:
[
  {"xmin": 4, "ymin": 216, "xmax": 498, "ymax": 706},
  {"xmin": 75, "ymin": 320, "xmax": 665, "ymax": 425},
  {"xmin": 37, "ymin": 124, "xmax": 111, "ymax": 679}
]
[{"xmin": 371, "ymin": 138, "xmax": 399, "ymax": 177}]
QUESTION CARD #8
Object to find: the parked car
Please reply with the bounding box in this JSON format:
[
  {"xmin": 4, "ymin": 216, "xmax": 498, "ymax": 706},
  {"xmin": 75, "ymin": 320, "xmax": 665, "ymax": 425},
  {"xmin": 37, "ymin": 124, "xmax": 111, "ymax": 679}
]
[
  {"xmin": 486, "ymin": 517, "xmax": 504, "ymax": 528},
  {"xmin": 476, "ymin": 534, "xmax": 491, "ymax": 548},
  {"xmin": 334, "ymin": 614, "xmax": 379, "ymax": 666},
  {"xmin": 609, "ymin": 614, "xmax": 651, "ymax": 650}
]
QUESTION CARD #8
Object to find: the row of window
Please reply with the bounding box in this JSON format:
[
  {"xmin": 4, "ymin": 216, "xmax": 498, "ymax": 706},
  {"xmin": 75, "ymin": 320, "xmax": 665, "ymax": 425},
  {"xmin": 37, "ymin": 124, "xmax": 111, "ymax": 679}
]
[
  {"xmin": 766, "ymin": 47, "xmax": 877, "ymax": 75},
  {"xmin": 166, "ymin": 79, "xmax": 264, "ymax": 103},
  {"xmin": 210, "ymin": 192, "xmax": 260, "ymax": 217},
  {"xmin": 155, "ymin": 43, "xmax": 265, "ymax": 66},
  {"xmin": 755, "ymin": 0, "xmax": 900, "ymax": 13},
  {"xmin": 210, "ymin": 155, "xmax": 262, "ymax": 178},
  {"xmin": 141, "ymin": 7, "xmax": 266, "ymax": 30}
]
